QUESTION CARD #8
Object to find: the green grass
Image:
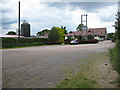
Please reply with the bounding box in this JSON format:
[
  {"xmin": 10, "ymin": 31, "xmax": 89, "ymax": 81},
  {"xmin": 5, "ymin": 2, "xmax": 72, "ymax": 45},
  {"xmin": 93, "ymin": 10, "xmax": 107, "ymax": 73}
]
[
  {"xmin": 109, "ymin": 48, "xmax": 119, "ymax": 71},
  {"xmin": 116, "ymin": 78, "xmax": 120, "ymax": 87},
  {"xmin": 55, "ymin": 52, "xmax": 118, "ymax": 88},
  {"xmin": 55, "ymin": 53, "xmax": 106, "ymax": 88},
  {"xmin": 2, "ymin": 44, "xmax": 66, "ymax": 49},
  {"xmin": 56, "ymin": 72, "xmax": 96, "ymax": 88},
  {"xmin": 109, "ymin": 40, "xmax": 120, "ymax": 87},
  {"xmin": 109, "ymin": 40, "xmax": 120, "ymax": 72},
  {"xmin": 1, "ymin": 44, "xmax": 47, "ymax": 49}
]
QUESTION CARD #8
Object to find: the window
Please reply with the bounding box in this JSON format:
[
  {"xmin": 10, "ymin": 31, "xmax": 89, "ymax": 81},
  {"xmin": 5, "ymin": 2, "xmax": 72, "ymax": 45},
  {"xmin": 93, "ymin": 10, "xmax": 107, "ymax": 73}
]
[{"xmin": 88, "ymin": 30, "xmax": 91, "ymax": 32}]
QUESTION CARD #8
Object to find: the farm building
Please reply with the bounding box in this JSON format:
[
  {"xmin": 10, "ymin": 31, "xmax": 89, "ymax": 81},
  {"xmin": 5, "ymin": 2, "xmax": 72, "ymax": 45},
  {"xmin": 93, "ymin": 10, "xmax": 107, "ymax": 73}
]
[{"xmin": 66, "ymin": 28, "xmax": 107, "ymax": 40}]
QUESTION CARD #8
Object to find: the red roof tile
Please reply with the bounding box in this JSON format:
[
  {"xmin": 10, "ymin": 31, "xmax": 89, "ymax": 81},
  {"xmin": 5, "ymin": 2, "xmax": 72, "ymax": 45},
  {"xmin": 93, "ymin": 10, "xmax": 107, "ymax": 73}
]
[
  {"xmin": 44, "ymin": 33, "xmax": 49, "ymax": 37},
  {"xmin": 66, "ymin": 28, "xmax": 107, "ymax": 37}
]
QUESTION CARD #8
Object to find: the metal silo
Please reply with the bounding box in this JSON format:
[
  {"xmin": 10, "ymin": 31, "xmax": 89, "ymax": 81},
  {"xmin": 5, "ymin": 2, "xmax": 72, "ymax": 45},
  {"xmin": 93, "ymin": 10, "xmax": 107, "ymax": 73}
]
[{"xmin": 21, "ymin": 20, "xmax": 30, "ymax": 37}]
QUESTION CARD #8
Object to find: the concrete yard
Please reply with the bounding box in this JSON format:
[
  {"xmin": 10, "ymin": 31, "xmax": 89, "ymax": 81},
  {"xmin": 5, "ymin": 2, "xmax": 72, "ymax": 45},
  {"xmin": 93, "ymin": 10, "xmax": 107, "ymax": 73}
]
[{"xmin": 2, "ymin": 40, "xmax": 115, "ymax": 88}]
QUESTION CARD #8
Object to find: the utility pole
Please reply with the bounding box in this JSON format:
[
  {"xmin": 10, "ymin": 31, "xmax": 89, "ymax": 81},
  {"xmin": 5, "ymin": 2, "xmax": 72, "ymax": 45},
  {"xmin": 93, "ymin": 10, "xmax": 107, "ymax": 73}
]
[
  {"xmin": 18, "ymin": 1, "xmax": 20, "ymax": 38},
  {"xmin": 17, "ymin": 1, "xmax": 20, "ymax": 44},
  {"xmin": 16, "ymin": 29, "xmax": 18, "ymax": 44},
  {"xmin": 86, "ymin": 14, "xmax": 88, "ymax": 40},
  {"xmin": 81, "ymin": 15, "xmax": 83, "ymax": 40},
  {"xmin": 81, "ymin": 14, "xmax": 88, "ymax": 40}
]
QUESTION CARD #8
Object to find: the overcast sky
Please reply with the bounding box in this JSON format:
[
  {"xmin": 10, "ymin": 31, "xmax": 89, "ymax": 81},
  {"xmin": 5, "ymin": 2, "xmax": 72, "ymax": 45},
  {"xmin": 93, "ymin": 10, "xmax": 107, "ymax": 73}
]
[{"xmin": 0, "ymin": 0, "xmax": 119, "ymax": 35}]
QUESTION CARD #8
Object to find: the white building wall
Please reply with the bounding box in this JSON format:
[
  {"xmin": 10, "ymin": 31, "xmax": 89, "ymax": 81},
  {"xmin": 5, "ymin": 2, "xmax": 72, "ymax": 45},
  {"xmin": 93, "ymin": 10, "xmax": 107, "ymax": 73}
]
[{"xmin": 94, "ymin": 36, "xmax": 100, "ymax": 40}]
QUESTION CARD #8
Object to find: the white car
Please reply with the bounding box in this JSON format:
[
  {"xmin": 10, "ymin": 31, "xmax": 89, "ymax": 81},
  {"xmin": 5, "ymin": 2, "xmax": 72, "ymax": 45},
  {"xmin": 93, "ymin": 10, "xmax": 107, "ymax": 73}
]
[
  {"xmin": 99, "ymin": 38, "xmax": 104, "ymax": 41},
  {"xmin": 70, "ymin": 40, "xmax": 79, "ymax": 45}
]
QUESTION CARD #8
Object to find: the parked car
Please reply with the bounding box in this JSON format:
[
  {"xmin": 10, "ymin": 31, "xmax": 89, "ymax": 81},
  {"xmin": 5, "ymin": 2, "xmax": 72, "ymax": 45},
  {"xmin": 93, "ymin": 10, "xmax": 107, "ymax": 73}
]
[
  {"xmin": 70, "ymin": 40, "xmax": 79, "ymax": 45},
  {"xmin": 99, "ymin": 38, "xmax": 104, "ymax": 41},
  {"xmin": 107, "ymin": 38, "xmax": 111, "ymax": 40}
]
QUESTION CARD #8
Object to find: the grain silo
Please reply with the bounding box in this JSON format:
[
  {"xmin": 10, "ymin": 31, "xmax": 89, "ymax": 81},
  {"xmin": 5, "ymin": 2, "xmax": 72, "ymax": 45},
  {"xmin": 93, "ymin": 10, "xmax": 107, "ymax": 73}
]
[
  {"xmin": 21, "ymin": 20, "xmax": 30, "ymax": 37},
  {"xmin": 118, "ymin": 1, "xmax": 120, "ymax": 13}
]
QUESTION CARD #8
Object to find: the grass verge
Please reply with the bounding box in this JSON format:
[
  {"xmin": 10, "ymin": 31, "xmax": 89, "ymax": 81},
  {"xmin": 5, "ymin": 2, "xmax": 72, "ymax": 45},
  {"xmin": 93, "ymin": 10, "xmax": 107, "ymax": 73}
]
[
  {"xmin": 1, "ymin": 44, "xmax": 66, "ymax": 49},
  {"xmin": 55, "ymin": 52, "xmax": 118, "ymax": 88},
  {"xmin": 109, "ymin": 40, "xmax": 120, "ymax": 87},
  {"xmin": 56, "ymin": 72, "xmax": 96, "ymax": 88}
]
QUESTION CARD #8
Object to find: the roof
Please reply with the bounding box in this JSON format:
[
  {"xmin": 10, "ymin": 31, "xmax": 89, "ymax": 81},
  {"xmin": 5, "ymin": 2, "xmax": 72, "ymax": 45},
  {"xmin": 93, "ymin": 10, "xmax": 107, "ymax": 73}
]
[
  {"xmin": 0, "ymin": 35, "xmax": 25, "ymax": 38},
  {"xmin": 44, "ymin": 32, "xmax": 49, "ymax": 37},
  {"xmin": 66, "ymin": 28, "xmax": 107, "ymax": 37}
]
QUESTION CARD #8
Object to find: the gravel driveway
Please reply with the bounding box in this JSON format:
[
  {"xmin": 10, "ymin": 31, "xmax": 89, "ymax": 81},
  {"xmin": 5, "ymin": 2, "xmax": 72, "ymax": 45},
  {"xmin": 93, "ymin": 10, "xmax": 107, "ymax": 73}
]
[{"xmin": 2, "ymin": 40, "xmax": 115, "ymax": 88}]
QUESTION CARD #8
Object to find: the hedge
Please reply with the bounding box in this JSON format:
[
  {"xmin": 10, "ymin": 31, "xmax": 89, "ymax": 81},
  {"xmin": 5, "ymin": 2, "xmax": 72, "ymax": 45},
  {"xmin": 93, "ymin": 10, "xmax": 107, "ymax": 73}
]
[
  {"xmin": 2, "ymin": 37, "xmax": 47, "ymax": 48},
  {"xmin": 2, "ymin": 38, "xmax": 98, "ymax": 49},
  {"xmin": 110, "ymin": 40, "xmax": 120, "ymax": 73},
  {"xmin": 64, "ymin": 39, "xmax": 98, "ymax": 44}
]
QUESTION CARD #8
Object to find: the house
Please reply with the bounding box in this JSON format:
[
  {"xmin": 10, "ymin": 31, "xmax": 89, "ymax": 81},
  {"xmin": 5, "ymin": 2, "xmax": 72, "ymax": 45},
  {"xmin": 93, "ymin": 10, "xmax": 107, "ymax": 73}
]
[
  {"xmin": 44, "ymin": 32, "xmax": 49, "ymax": 38},
  {"xmin": 66, "ymin": 28, "xmax": 107, "ymax": 40},
  {"xmin": 30, "ymin": 33, "xmax": 49, "ymax": 38}
]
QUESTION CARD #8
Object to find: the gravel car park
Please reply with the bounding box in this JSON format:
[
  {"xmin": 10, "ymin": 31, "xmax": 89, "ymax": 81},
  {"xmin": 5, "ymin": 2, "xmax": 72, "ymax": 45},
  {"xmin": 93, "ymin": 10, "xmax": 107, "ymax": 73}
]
[{"xmin": 2, "ymin": 40, "xmax": 114, "ymax": 88}]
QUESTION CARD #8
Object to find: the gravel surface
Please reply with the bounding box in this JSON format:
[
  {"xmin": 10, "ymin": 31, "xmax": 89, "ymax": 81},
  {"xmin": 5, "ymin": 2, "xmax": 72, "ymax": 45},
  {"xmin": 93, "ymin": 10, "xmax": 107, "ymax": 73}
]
[{"xmin": 2, "ymin": 40, "xmax": 115, "ymax": 88}]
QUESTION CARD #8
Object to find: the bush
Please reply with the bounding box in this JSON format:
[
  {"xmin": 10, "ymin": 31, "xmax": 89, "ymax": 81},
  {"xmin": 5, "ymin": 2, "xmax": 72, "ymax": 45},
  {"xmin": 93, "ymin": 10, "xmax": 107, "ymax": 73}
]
[
  {"xmin": 48, "ymin": 27, "xmax": 65, "ymax": 43},
  {"xmin": 88, "ymin": 39, "xmax": 98, "ymax": 43},
  {"xmin": 109, "ymin": 40, "xmax": 120, "ymax": 88},
  {"xmin": 109, "ymin": 47, "xmax": 119, "ymax": 71},
  {"xmin": 110, "ymin": 40, "xmax": 120, "ymax": 73},
  {"xmin": 66, "ymin": 37, "xmax": 73, "ymax": 41},
  {"xmin": 64, "ymin": 40, "xmax": 71, "ymax": 44},
  {"xmin": 110, "ymin": 12, "xmax": 120, "ymax": 87},
  {"xmin": 45, "ymin": 41, "xmax": 62, "ymax": 45},
  {"xmin": 2, "ymin": 37, "xmax": 47, "ymax": 48},
  {"xmin": 30, "ymin": 42, "xmax": 44, "ymax": 46},
  {"xmin": 77, "ymin": 39, "xmax": 98, "ymax": 44},
  {"xmin": 64, "ymin": 39, "xmax": 98, "ymax": 45},
  {"xmin": 88, "ymin": 35, "xmax": 94, "ymax": 40}
]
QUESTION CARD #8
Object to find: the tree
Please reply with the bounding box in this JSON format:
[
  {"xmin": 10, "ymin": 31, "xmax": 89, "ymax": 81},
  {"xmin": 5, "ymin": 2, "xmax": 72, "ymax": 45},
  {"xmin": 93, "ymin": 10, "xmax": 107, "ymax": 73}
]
[
  {"xmin": 107, "ymin": 33, "xmax": 114, "ymax": 40},
  {"xmin": 78, "ymin": 36, "xmax": 81, "ymax": 40},
  {"xmin": 112, "ymin": 12, "xmax": 120, "ymax": 42},
  {"xmin": 87, "ymin": 35, "xmax": 94, "ymax": 40},
  {"xmin": 6, "ymin": 31, "xmax": 16, "ymax": 35},
  {"xmin": 37, "ymin": 29, "xmax": 50, "ymax": 36},
  {"xmin": 115, "ymin": 12, "xmax": 120, "ymax": 40},
  {"xmin": 76, "ymin": 24, "xmax": 84, "ymax": 31},
  {"xmin": 48, "ymin": 27, "xmax": 65, "ymax": 43},
  {"xmin": 111, "ymin": 12, "xmax": 120, "ymax": 73},
  {"xmin": 61, "ymin": 26, "xmax": 67, "ymax": 34}
]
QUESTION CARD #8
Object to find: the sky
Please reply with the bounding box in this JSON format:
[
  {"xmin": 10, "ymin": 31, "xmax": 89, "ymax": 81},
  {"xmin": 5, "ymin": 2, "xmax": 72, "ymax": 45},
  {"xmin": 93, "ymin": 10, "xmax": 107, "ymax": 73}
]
[{"xmin": 0, "ymin": 0, "xmax": 119, "ymax": 35}]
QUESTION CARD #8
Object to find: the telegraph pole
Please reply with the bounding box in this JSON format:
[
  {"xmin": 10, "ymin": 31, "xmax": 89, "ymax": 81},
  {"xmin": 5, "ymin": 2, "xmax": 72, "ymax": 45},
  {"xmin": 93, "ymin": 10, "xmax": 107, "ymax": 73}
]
[
  {"xmin": 81, "ymin": 14, "xmax": 88, "ymax": 40},
  {"xmin": 18, "ymin": 1, "xmax": 20, "ymax": 38},
  {"xmin": 16, "ymin": 29, "xmax": 18, "ymax": 44},
  {"xmin": 86, "ymin": 14, "xmax": 88, "ymax": 40},
  {"xmin": 81, "ymin": 15, "xmax": 83, "ymax": 40},
  {"xmin": 17, "ymin": 1, "xmax": 20, "ymax": 44}
]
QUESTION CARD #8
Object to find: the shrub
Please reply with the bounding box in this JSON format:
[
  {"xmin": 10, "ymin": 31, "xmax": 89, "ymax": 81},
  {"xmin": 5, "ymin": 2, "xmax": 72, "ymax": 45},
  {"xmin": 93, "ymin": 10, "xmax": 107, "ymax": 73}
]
[
  {"xmin": 2, "ymin": 37, "xmax": 47, "ymax": 48},
  {"xmin": 109, "ymin": 12, "xmax": 120, "ymax": 87},
  {"xmin": 88, "ymin": 39, "xmax": 98, "ymax": 43},
  {"xmin": 109, "ymin": 47, "xmax": 119, "ymax": 72},
  {"xmin": 45, "ymin": 41, "xmax": 62, "ymax": 45},
  {"xmin": 77, "ymin": 39, "xmax": 98, "ymax": 44},
  {"xmin": 48, "ymin": 27, "xmax": 65, "ymax": 43},
  {"xmin": 88, "ymin": 35, "xmax": 94, "ymax": 40},
  {"xmin": 109, "ymin": 40, "xmax": 120, "ymax": 87},
  {"xmin": 64, "ymin": 40, "xmax": 71, "ymax": 44}
]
